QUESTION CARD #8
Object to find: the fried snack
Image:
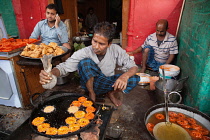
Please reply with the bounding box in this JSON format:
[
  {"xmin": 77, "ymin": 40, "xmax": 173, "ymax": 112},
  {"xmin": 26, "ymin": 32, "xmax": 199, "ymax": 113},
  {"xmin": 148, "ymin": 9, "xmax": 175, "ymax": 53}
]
[
  {"xmin": 82, "ymin": 101, "xmax": 93, "ymax": 107},
  {"xmin": 86, "ymin": 106, "xmax": 96, "ymax": 113},
  {"xmin": 190, "ymin": 130, "xmax": 203, "ymax": 139},
  {"xmin": 146, "ymin": 123, "xmax": 154, "ymax": 132},
  {"xmin": 69, "ymin": 124, "xmax": 80, "ymax": 132},
  {"xmin": 20, "ymin": 42, "xmax": 65, "ymax": 58},
  {"xmin": 168, "ymin": 112, "xmax": 178, "ymax": 118},
  {"xmin": 65, "ymin": 117, "xmax": 77, "ymax": 125},
  {"xmin": 67, "ymin": 106, "xmax": 79, "ymax": 114},
  {"xmin": 58, "ymin": 126, "xmax": 69, "ymax": 135},
  {"xmin": 43, "ymin": 106, "xmax": 55, "ymax": 113},
  {"xmin": 177, "ymin": 113, "xmax": 186, "ymax": 119},
  {"xmin": 77, "ymin": 118, "xmax": 90, "ymax": 127},
  {"xmin": 71, "ymin": 101, "xmax": 81, "ymax": 107},
  {"xmin": 48, "ymin": 42, "xmax": 58, "ymax": 49},
  {"xmin": 46, "ymin": 127, "xmax": 58, "ymax": 135},
  {"xmin": 191, "ymin": 124, "xmax": 203, "ymax": 130},
  {"xmin": 32, "ymin": 117, "xmax": 45, "ymax": 126},
  {"xmin": 155, "ymin": 113, "xmax": 165, "ymax": 120},
  {"xmin": 74, "ymin": 111, "xmax": 86, "ymax": 119},
  {"xmin": 37, "ymin": 123, "xmax": 50, "ymax": 132},
  {"xmin": 187, "ymin": 118, "xmax": 196, "ymax": 125},
  {"xmin": 169, "ymin": 117, "xmax": 177, "ymax": 123},
  {"xmin": 200, "ymin": 128, "xmax": 209, "ymax": 136},
  {"xmin": 55, "ymin": 46, "xmax": 65, "ymax": 55},
  {"xmin": 85, "ymin": 112, "xmax": 94, "ymax": 120},
  {"xmin": 78, "ymin": 96, "xmax": 87, "ymax": 103},
  {"xmin": 176, "ymin": 118, "xmax": 188, "ymax": 126}
]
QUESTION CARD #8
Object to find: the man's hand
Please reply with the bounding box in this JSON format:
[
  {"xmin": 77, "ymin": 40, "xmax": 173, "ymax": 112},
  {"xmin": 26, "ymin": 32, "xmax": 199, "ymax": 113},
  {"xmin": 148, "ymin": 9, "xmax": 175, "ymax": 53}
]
[
  {"xmin": 39, "ymin": 70, "xmax": 52, "ymax": 85},
  {"xmin": 112, "ymin": 75, "xmax": 129, "ymax": 91},
  {"xmin": 55, "ymin": 14, "xmax": 60, "ymax": 28}
]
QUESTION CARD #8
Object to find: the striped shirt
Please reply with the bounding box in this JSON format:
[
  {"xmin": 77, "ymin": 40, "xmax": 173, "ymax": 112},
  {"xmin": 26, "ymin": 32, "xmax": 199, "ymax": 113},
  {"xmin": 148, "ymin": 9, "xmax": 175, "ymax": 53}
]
[{"xmin": 142, "ymin": 32, "xmax": 178, "ymax": 63}]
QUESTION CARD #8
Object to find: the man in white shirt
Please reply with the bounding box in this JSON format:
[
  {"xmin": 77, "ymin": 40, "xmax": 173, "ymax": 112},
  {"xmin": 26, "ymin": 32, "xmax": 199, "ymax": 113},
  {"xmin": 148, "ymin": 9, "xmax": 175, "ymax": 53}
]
[
  {"xmin": 128, "ymin": 19, "xmax": 178, "ymax": 73},
  {"xmin": 39, "ymin": 22, "xmax": 140, "ymax": 107}
]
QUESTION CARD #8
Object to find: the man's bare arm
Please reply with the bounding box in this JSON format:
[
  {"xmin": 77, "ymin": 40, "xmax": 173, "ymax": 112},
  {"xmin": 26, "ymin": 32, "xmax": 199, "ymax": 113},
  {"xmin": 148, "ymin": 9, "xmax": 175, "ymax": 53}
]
[
  {"xmin": 166, "ymin": 54, "xmax": 175, "ymax": 64},
  {"xmin": 127, "ymin": 47, "xmax": 142, "ymax": 55},
  {"xmin": 112, "ymin": 66, "xmax": 138, "ymax": 91}
]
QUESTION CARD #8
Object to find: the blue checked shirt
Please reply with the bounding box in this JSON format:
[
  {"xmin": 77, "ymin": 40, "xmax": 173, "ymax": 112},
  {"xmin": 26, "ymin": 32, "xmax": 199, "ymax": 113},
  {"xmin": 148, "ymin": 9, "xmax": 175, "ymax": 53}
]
[{"xmin": 30, "ymin": 19, "xmax": 68, "ymax": 46}]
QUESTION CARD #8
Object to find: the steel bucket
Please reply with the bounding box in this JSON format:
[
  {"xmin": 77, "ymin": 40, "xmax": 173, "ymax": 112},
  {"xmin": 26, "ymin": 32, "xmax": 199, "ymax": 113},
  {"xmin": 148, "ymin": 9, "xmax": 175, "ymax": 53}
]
[{"xmin": 155, "ymin": 77, "xmax": 188, "ymax": 103}]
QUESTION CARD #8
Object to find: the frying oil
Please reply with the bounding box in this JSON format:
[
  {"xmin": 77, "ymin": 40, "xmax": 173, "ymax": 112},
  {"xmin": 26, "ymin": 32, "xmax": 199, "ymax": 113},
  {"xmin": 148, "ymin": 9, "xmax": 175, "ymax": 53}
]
[
  {"xmin": 153, "ymin": 122, "xmax": 191, "ymax": 140},
  {"xmin": 147, "ymin": 111, "xmax": 209, "ymax": 140}
]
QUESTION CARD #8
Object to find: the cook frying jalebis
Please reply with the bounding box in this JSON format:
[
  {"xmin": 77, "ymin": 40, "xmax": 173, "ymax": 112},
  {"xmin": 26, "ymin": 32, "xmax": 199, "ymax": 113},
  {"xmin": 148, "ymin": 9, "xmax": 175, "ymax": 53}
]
[
  {"xmin": 37, "ymin": 123, "xmax": 50, "ymax": 132},
  {"xmin": 74, "ymin": 111, "xmax": 86, "ymax": 119},
  {"xmin": 146, "ymin": 123, "xmax": 154, "ymax": 132},
  {"xmin": 69, "ymin": 124, "xmax": 80, "ymax": 132},
  {"xmin": 65, "ymin": 117, "xmax": 77, "ymax": 125},
  {"xmin": 58, "ymin": 126, "xmax": 69, "ymax": 135},
  {"xmin": 155, "ymin": 113, "xmax": 165, "ymax": 120},
  {"xmin": 85, "ymin": 112, "xmax": 95, "ymax": 120},
  {"xmin": 82, "ymin": 101, "xmax": 93, "ymax": 107},
  {"xmin": 71, "ymin": 101, "xmax": 82, "ymax": 107},
  {"xmin": 45, "ymin": 127, "xmax": 58, "ymax": 135},
  {"xmin": 77, "ymin": 118, "xmax": 90, "ymax": 127},
  {"xmin": 32, "ymin": 117, "xmax": 45, "ymax": 126},
  {"xmin": 86, "ymin": 106, "xmax": 96, "ymax": 113},
  {"xmin": 168, "ymin": 111, "xmax": 178, "ymax": 118},
  {"xmin": 78, "ymin": 96, "xmax": 87, "ymax": 103}
]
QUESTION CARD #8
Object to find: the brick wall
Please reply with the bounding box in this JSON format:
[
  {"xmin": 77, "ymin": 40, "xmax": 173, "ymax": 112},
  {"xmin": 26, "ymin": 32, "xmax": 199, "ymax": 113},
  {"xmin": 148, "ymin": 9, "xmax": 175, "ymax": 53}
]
[
  {"xmin": 176, "ymin": 0, "xmax": 210, "ymax": 115},
  {"xmin": 0, "ymin": 1, "xmax": 19, "ymax": 37}
]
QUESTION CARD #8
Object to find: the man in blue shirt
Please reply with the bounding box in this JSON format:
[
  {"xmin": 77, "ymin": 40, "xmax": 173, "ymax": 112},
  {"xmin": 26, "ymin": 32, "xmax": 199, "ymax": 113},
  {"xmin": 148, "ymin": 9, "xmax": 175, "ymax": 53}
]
[{"xmin": 30, "ymin": 4, "xmax": 71, "ymax": 50}]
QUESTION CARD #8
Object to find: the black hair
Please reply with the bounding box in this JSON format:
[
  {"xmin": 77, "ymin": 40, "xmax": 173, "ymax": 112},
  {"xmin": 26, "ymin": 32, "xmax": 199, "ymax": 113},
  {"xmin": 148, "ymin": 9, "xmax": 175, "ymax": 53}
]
[
  {"xmin": 46, "ymin": 4, "xmax": 58, "ymax": 13},
  {"xmin": 93, "ymin": 22, "xmax": 115, "ymax": 44}
]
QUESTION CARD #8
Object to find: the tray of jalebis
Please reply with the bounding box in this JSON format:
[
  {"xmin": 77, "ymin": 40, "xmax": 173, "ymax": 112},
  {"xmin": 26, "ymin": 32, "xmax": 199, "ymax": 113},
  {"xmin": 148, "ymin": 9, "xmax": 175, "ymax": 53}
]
[
  {"xmin": 29, "ymin": 92, "xmax": 99, "ymax": 138},
  {"xmin": 0, "ymin": 38, "xmax": 38, "ymax": 52}
]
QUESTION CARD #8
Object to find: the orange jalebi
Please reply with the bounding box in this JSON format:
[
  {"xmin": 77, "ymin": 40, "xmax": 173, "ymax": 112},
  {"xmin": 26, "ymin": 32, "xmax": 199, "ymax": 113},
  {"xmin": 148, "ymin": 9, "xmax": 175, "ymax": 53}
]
[
  {"xmin": 74, "ymin": 111, "xmax": 86, "ymax": 119},
  {"xmin": 37, "ymin": 123, "xmax": 50, "ymax": 132},
  {"xmin": 77, "ymin": 118, "xmax": 90, "ymax": 127},
  {"xmin": 57, "ymin": 126, "xmax": 69, "ymax": 135}
]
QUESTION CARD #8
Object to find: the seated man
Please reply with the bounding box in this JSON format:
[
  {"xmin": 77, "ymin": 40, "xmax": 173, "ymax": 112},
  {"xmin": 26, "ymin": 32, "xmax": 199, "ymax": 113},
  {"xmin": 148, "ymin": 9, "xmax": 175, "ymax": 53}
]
[
  {"xmin": 30, "ymin": 4, "xmax": 71, "ymax": 59},
  {"xmin": 39, "ymin": 22, "xmax": 140, "ymax": 107},
  {"xmin": 127, "ymin": 19, "xmax": 178, "ymax": 73}
]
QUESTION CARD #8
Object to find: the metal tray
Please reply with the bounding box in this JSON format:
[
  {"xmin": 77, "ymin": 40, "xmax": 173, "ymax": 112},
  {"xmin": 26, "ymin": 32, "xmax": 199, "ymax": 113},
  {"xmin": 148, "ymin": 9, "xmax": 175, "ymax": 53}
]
[{"xmin": 19, "ymin": 46, "xmax": 68, "ymax": 59}]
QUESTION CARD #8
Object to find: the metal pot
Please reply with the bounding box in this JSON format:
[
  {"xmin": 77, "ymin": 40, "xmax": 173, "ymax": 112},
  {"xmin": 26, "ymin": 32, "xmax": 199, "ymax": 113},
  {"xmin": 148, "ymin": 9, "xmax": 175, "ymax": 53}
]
[
  {"xmin": 144, "ymin": 103, "xmax": 210, "ymax": 139},
  {"xmin": 29, "ymin": 92, "xmax": 99, "ymax": 138},
  {"xmin": 56, "ymin": 73, "xmax": 70, "ymax": 85},
  {"xmin": 155, "ymin": 77, "xmax": 188, "ymax": 103}
]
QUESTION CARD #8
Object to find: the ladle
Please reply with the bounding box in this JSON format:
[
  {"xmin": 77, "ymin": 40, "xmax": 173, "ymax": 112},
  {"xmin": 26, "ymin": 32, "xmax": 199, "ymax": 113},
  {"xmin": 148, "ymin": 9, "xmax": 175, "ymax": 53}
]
[
  {"xmin": 162, "ymin": 68, "xmax": 169, "ymax": 123},
  {"xmin": 152, "ymin": 69, "xmax": 191, "ymax": 140}
]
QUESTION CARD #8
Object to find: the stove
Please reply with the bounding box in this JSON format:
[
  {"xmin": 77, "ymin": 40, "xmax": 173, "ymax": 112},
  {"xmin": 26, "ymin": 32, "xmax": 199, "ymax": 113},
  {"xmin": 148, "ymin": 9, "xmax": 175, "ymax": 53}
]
[{"xmin": 5, "ymin": 105, "xmax": 114, "ymax": 140}]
